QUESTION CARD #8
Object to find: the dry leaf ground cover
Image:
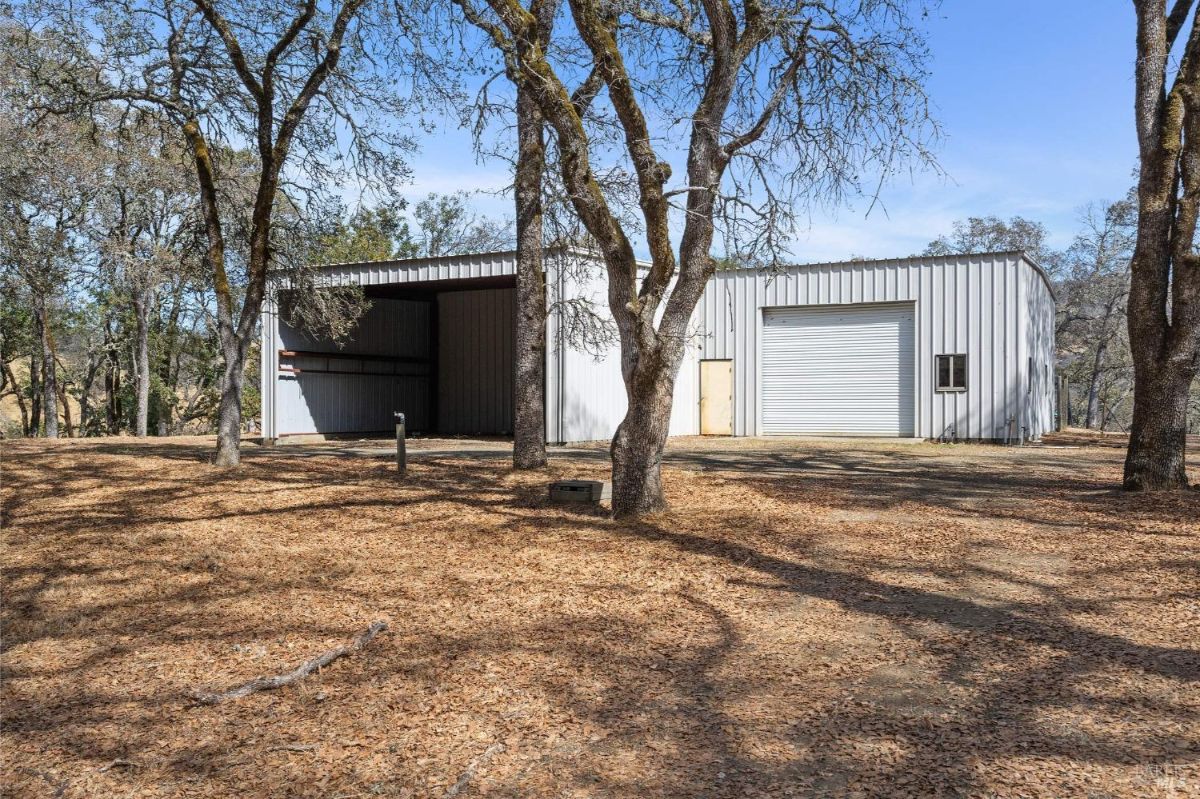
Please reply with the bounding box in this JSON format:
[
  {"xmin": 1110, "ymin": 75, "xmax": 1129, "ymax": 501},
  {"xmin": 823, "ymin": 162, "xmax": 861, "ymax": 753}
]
[{"xmin": 2, "ymin": 436, "xmax": 1198, "ymax": 798}]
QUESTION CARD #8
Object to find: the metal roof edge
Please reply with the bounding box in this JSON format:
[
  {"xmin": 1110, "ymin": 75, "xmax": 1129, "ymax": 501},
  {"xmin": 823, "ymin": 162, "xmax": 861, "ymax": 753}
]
[
  {"xmin": 314, "ymin": 248, "xmax": 518, "ymax": 272},
  {"xmin": 283, "ymin": 246, "xmax": 1057, "ymax": 300},
  {"xmin": 306, "ymin": 243, "xmax": 617, "ymax": 273},
  {"xmin": 1013, "ymin": 250, "xmax": 1058, "ymax": 301},
  {"xmin": 718, "ymin": 249, "xmax": 1057, "ymax": 302}
]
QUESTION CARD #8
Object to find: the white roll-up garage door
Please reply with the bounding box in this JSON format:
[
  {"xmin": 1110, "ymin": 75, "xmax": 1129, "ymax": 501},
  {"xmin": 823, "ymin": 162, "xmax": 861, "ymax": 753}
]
[{"xmin": 761, "ymin": 303, "xmax": 915, "ymax": 436}]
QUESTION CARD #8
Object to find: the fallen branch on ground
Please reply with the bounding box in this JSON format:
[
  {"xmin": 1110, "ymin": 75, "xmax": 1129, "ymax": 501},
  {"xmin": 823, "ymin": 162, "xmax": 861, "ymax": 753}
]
[
  {"xmin": 97, "ymin": 759, "xmax": 140, "ymax": 773},
  {"xmin": 444, "ymin": 742, "xmax": 505, "ymax": 798},
  {"xmin": 187, "ymin": 621, "xmax": 388, "ymax": 705}
]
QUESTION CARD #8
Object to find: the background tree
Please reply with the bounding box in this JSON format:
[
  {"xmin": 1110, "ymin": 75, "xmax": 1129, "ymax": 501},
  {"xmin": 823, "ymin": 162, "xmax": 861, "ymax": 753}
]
[
  {"xmin": 1057, "ymin": 198, "xmax": 1137, "ymax": 430},
  {"xmin": 452, "ymin": 0, "xmax": 604, "ymax": 470},
  {"xmin": 922, "ymin": 215, "xmax": 1055, "ymax": 264},
  {"xmin": 95, "ymin": 118, "xmax": 201, "ymax": 437},
  {"xmin": 455, "ymin": 0, "xmax": 937, "ymax": 516},
  {"xmin": 0, "ymin": 39, "xmax": 97, "ymax": 438},
  {"xmin": 409, "ymin": 192, "xmax": 512, "ymax": 256},
  {"xmin": 317, "ymin": 206, "xmax": 415, "ymax": 264},
  {"xmin": 24, "ymin": 0, "xmax": 424, "ymax": 463},
  {"xmin": 1124, "ymin": 0, "xmax": 1200, "ymax": 489},
  {"xmin": 0, "ymin": 271, "xmax": 36, "ymax": 435},
  {"xmin": 924, "ymin": 207, "xmax": 1141, "ymax": 433},
  {"xmin": 315, "ymin": 193, "xmax": 513, "ymax": 264}
]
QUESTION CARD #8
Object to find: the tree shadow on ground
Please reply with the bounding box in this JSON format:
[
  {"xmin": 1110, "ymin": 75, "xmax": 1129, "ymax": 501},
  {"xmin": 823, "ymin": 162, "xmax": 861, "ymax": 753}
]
[{"xmin": 2, "ymin": 439, "xmax": 1197, "ymax": 798}]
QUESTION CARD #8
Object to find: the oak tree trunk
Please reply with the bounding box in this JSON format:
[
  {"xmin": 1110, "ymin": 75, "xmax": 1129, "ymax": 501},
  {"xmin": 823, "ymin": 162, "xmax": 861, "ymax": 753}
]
[
  {"xmin": 103, "ymin": 319, "xmax": 121, "ymax": 434},
  {"xmin": 185, "ymin": 117, "xmax": 255, "ymax": 468},
  {"xmin": 512, "ymin": 84, "xmax": 548, "ymax": 469},
  {"xmin": 607, "ymin": 280, "xmax": 699, "ymax": 516},
  {"xmin": 214, "ymin": 337, "xmax": 249, "ymax": 466},
  {"xmin": 1124, "ymin": 2, "xmax": 1200, "ymax": 490},
  {"xmin": 105, "ymin": 365, "xmax": 121, "ymax": 434},
  {"xmin": 133, "ymin": 291, "xmax": 151, "ymax": 437},
  {"xmin": 610, "ymin": 365, "xmax": 678, "ymax": 515},
  {"xmin": 29, "ymin": 352, "xmax": 41, "ymax": 435},
  {"xmin": 36, "ymin": 302, "xmax": 59, "ymax": 438},
  {"xmin": 56, "ymin": 378, "xmax": 73, "ymax": 437},
  {"xmin": 78, "ymin": 351, "xmax": 100, "ymax": 435},
  {"xmin": 157, "ymin": 287, "xmax": 183, "ymax": 433},
  {"xmin": 1085, "ymin": 341, "xmax": 1107, "ymax": 429},
  {"xmin": 1123, "ymin": 365, "xmax": 1193, "ymax": 489}
]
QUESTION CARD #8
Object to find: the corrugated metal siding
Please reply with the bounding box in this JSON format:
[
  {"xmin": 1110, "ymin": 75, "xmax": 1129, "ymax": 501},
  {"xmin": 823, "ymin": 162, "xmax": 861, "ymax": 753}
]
[
  {"xmin": 277, "ymin": 371, "xmax": 432, "ymax": 435},
  {"xmin": 1024, "ymin": 260, "xmax": 1057, "ymax": 439},
  {"xmin": 272, "ymin": 298, "xmax": 433, "ymax": 435},
  {"xmin": 319, "ymin": 251, "xmax": 518, "ymax": 287},
  {"xmin": 671, "ymin": 336, "xmax": 701, "ymax": 436},
  {"xmin": 279, "ymin": 298, "xmax": 431, "ymax": 358},
  {"xmin": 265, "ymin": 249, "xmax": 1055, "ymax": 444},
  {"xmin": 544, "ymin": 256, "xmax": 702, "ymax": 443},
  {"xmin": 699, "ymin": 252, "xmax": 1053, "ymax": 440},
  {"xmin": 261, "ymin": 295, "xmax": 278, "ymax": 438},
  {"xmin": 545, "ymin": 254, "xmax": 620, "ymax": 443},
  {"xmin": 761, "ymin": 304, "xmax": 915, "ymax": 436},
  {"xmin": 438, "ymin": 288, "xmax": 515, "ymax": 434}
]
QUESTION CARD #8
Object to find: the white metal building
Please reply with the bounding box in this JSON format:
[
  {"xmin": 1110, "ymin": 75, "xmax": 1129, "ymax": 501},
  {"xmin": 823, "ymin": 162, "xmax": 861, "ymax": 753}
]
[
  {"xmin": 696, "ymin": 250, "xmax": 1056, "ymax": 442},
  {"xmin": 260, "ymin": 249, "xmax": 1055, "ymax": 444},
  {"xmin": 259, "ymin": 249, "xmax": 698, "ymax": 443}
]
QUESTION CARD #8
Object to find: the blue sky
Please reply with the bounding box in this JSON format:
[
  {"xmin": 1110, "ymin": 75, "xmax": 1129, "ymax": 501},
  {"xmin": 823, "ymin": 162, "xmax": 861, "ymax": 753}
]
[{"xmin": 398, "ymin": 2, "xmax": 1138, "ymax": 261}]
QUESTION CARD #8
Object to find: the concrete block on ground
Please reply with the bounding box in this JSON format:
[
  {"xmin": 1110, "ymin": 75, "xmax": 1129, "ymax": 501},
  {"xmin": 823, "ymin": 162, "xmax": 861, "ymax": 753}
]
[{"xmin": 549, "ymin": 480, "xmax": 612, "ymax": 503}]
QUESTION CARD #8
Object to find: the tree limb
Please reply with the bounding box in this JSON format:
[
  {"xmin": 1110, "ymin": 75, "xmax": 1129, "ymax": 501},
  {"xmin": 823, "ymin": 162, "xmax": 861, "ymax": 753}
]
[
  {"xmin": 188, "ymin": 0, "xmax": 266, "ymax": 102},
  {"xmin": 570, "ymin": 64, "xmax": 604, "ymax": 117},
  {"xmin": 567, "ymin": 0, "xmax": 675, "ymax": 313},
  {"xmin": 187, "ymin": 621, "xmax": 388, "ymax": 705},
  {"xmin": 1167, "ymin": 0, "xmax": 1198, "ymax": 49},
  {"xmin": 723, "ymin": 36, "xmax": 808, "ymax": 156},
  {"xmin": 444, "ymin": 742, "xmax": 505, "ymax": 798}
]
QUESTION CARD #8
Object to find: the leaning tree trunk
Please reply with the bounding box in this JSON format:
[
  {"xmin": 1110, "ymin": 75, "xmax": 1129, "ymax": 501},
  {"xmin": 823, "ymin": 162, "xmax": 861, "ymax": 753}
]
[
  {"xmin": 1085, "ymin": 341, "xmax": 1108, "ymax": 429},
  {"xmin": 133, "ymin": 290, "xmax": 151, "ymax": 437},
  {"xmin": 513, "ymin": 84, "xmax": 548, "ymax": 469},
  {"xmin": 105, "ymin": 364, "xmax": 121, "ymax": 434},
  {"xmin": 56, "ymin": 376, "xmax": 73, "ymax": 437},
  {"xmin": 3, "ymin": 361, "xmax": 30, "ymax": 435},
  {"xmin": 1124, "ymin": 364, "xmax": 1194, "ymax": 490},
  {"xmin": 210, "ymin": 244, "xmax": 268, "ymax": 467},
  {"xmin": 35, "ymin": 302, "xmax": 59, "ymax": 439}
]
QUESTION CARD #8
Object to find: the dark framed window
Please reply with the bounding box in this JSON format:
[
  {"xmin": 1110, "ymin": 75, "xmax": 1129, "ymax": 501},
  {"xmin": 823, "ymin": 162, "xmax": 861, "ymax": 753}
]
[{"xmin": 936, "ymin": 354, "xmax": 967, "ymax": 392}]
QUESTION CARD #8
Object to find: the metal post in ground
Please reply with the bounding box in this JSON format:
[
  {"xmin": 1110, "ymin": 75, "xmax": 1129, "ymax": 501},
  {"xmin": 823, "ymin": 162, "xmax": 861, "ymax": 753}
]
[{"xmin": 394, "ymin": 412, "xmax": 406, "ymax": 475}]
